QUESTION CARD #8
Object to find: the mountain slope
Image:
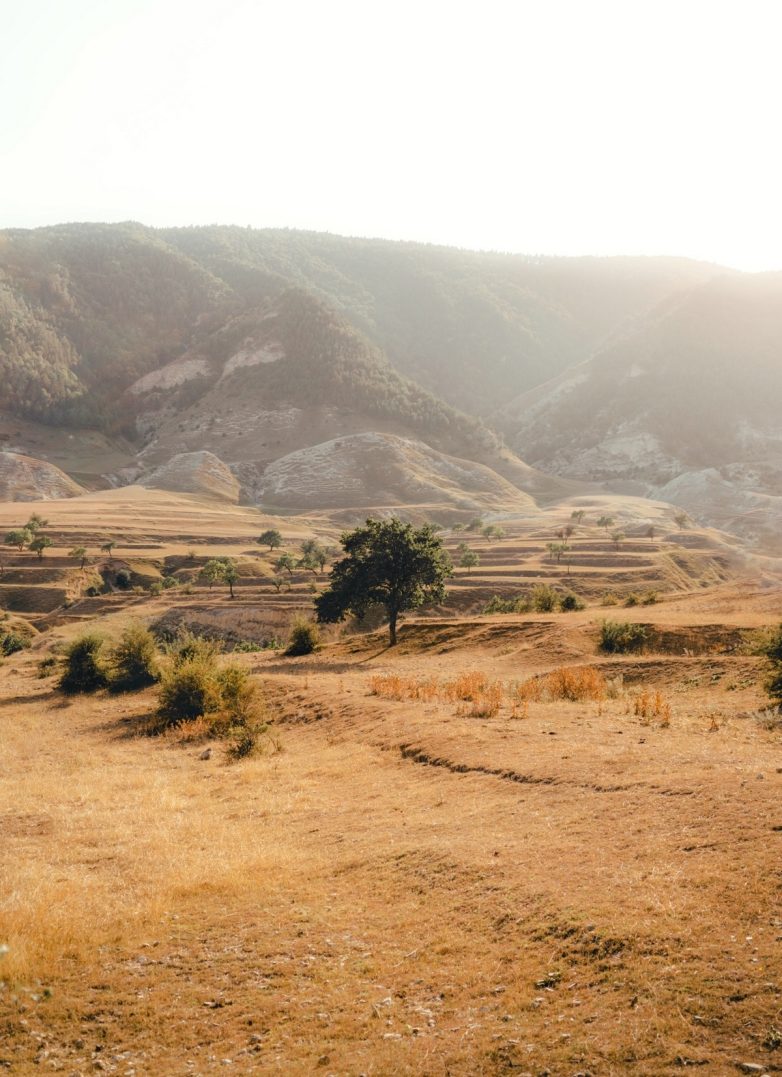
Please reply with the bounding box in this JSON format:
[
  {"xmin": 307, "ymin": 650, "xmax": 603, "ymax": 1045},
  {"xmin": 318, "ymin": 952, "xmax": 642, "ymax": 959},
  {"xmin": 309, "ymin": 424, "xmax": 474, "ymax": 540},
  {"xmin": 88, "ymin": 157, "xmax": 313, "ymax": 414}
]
[
  {"xmin": 502, "ymin": 273, "xmax": 782, "ymax": 545},
  {"xmin": 0, "ymin": 223, "xmax": 721, "ymax": 425}
]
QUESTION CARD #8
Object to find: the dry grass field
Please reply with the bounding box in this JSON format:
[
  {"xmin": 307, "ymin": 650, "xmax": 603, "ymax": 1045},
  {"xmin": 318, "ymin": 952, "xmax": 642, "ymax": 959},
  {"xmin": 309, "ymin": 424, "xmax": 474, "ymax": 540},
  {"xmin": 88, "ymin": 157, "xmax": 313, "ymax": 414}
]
[{"xmin": 1, "ymin": 490, "xmax": 781, "ymax": 1075}]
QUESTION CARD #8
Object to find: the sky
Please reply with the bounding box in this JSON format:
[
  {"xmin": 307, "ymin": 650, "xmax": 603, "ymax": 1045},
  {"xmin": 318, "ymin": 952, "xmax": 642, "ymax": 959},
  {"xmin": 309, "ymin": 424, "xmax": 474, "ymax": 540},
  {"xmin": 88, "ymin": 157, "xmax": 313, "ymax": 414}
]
[{"xmin": 3, "ymin": 0, "xmax": 782, "ymax": 270}]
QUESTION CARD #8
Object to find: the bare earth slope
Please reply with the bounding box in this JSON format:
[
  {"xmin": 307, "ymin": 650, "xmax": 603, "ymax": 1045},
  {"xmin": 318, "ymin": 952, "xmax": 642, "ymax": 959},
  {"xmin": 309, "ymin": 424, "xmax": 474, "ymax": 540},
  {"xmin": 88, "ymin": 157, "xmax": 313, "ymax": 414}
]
[{"xmin": 0, "ymin": 451, "xmax": 84, "ymax": 501}]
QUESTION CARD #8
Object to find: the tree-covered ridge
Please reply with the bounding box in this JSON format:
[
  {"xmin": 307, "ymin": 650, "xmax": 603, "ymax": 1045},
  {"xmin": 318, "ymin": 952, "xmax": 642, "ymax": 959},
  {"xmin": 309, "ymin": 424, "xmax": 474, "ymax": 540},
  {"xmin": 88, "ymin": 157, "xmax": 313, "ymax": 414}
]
[
  {"xmin": 0, "ymin": 222, "xmax": 720, "ymax": 427},
  {"xmin": 0, "ymin": 224, "xmax": 231, "ymax": 423},
  {"xmin": 162, "ymin": 225, "xmax": 720, "ymax": 413}
]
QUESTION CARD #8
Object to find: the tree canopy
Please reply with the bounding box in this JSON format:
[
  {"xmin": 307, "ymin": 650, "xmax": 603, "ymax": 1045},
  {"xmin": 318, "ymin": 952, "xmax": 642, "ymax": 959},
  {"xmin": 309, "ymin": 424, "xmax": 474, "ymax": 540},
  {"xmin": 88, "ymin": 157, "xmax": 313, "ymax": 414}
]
[{"xmin": 314, "ymin": 518, "xmax": 452, "ymax": 645}]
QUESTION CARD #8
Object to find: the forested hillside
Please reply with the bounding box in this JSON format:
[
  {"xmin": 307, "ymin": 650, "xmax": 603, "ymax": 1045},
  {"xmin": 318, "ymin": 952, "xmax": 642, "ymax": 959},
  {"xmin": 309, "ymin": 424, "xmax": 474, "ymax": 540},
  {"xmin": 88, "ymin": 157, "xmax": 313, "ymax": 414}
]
[{"xmin": 0, "ymin": 223, "xmax": 720, "ymax": 426}]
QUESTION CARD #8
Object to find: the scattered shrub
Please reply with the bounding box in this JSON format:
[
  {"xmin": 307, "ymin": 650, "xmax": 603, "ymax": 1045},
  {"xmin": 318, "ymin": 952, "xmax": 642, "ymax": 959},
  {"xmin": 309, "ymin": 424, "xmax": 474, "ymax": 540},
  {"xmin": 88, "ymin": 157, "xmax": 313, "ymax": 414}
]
[
  {"xmin": 0, "ymin": 630, "xmax": 29, "ymax": 656},
  {"xmin": 166, "ymin": 631, "xmax": 222, "ymax": 667},
  {"xmin": 601, "ymin": 592, "xmax": 619, "ymax": 606},
  {"xmin": 58, "ymin": 633, "xmax": 108, "ymax": 693},
  {"xmin": 482, "ymin": 594, "xmax": 530, "ymax": 614},
  {"xmin": 109, "ymin": 623, "xmax": 160, "ymax": 692},
  {"xmin": 598, "ymin": 620, "xmax": 648, "ymax": 654},
  {"xmin": 286, "ymin": 619, "xmax": 320, "ymax": 656},
  {"xmin": 157, "ymin": 657, "xmax": 223, "ymax": 725},
  {"xmin": 161, "ymin": 576, "xmax": 178, "ymax": 590},
  {"xmin": 641, "ymin": 590, "xmax": 659, "ymax": 605},
  {"xmin": 560, "ymin": 592, "xmax": 584, "ymax": 612},
  {"xmin": 759, "ymin": 624, "xmax": 782, "ymax": 710},
  {"xmin": 530, "ymin": 584, "xmax": 559, "ymax": 612},
  {"xmin": 149, "ymin": 581, "xmax": 163, "ymax": 596},
  {"xmin": 37, "ymin": 655, "xmax": 59, "ymax": 678},
  {"xmin": 623, "ymin": 593, "xmax": 639, "ymax": 607}
]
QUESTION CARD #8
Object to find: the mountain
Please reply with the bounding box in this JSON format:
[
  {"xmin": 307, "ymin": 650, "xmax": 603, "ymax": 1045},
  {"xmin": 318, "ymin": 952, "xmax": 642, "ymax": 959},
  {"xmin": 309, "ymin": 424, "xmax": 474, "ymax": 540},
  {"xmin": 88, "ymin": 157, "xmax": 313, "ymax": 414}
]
[
  {"xmin": 501, "ymin": 274, "xmax": 782, "ymax": 546},
  {"xmin": 3, "ymin": 222, "xmax": 776, "ymax": 533},
  {"xmin": 0, "ymin": 223, "xmax": 719, "ymax": 426}
]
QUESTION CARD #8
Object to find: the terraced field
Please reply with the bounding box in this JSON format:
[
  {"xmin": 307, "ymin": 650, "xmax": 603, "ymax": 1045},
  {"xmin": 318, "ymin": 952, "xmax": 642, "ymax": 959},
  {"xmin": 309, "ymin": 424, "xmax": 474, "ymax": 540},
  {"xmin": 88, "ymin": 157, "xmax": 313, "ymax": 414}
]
[{"xmin": 1, "ymin": 489, "xmax": 781, "ymax": 1075}]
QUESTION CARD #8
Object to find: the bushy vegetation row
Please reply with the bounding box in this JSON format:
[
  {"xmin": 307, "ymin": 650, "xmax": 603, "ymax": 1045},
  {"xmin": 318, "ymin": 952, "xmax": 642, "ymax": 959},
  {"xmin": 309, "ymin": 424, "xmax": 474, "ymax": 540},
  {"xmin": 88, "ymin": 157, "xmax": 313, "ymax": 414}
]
[
  {"xmin": 55, "ymin": 625, "xmax": 275, "ymax": 757},
  {"xmin": 482, "ymin": 584, "xmax": 584, "ymax": 614}
]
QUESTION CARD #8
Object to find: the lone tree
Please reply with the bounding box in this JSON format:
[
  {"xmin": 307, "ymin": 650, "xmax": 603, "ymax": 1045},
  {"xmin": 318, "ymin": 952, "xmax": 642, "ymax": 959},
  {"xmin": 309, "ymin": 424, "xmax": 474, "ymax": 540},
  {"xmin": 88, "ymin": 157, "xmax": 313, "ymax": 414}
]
[
  {"xmin": 597, "ymin": 515, "xmax": 615, "ymax": 534},
  {"xmin": 674, "ymin": 511, "xmax": 690, "ymax": 530},
  {"xmin": 315, "ymin": 518, "xmax": 452, "ymax": 646},
  {"xmin": 275, "ymin": 552, "xmax": 297, "ymax": 577},
  {"xmin": 258, "ymin": 529, "xmax": 283, "ymax": 551}
]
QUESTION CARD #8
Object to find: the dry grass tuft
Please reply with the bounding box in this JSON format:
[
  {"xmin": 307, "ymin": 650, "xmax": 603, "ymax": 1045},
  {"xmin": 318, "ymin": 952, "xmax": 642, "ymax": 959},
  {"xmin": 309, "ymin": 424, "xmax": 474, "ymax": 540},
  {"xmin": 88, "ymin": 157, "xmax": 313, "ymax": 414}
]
[{"xmin": 631, "ymin": 688, "xmax": 673, "ymax": 726}]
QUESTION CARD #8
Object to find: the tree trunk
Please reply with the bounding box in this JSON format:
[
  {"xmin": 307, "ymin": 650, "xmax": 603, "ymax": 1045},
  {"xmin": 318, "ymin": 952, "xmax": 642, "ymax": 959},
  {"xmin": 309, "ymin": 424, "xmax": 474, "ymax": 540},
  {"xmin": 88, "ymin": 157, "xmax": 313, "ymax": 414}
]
[{"xmin": 388, "ymin": 610, "xmax": 398, "ymax": 646}]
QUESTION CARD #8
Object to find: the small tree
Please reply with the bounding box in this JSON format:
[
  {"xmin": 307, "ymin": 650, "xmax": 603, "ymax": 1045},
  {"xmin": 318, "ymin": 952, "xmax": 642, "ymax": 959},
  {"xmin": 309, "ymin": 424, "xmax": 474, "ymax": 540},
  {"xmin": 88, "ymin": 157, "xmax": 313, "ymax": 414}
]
[
  {"xmin": 646, "ymin": 525, "xmax": 656, "ymax": 543},
  {"xmin": 611, "ymin": 531, "xmax": 625, "ymax": 551},
  {"xmin": 298, "ymin": 554, "xmax": 319, "ymax": 577},
  {"xmin": 460, "ymin": 549, "xmax": 480, "ymax": 575},
  {"xmin": 70, "ymin": 546, "xmax": 88, "ymax": 569},
  {"xmin": 100, "ymin": 540, "xmax": 116, "ymax": 557},
  {"xmin": 597, "ymin": 515, "xmax": 615, "ymax": 534},
  {"xmin": 271, "ymin": 575, "xmax": 286, "ymax": 593},
  {"xmin": 466, "ymin": 517, "xmax": 484, "ymax": 533},
  {"xmin": 674, "ymin": 512, "xmax": 690, "ymax": 530},
  {"xmin": 275, "ymin": 552, "xmax": 296, "ymax": 577},
  {"xmin": 29, "ymin": 535, "xmax": 53, "ymax": 559},
  {"xmin": 25, "ymin": 513, "xmax": 48, "ymax": 534},
  {"xmin": 258, "ymin": 529, "xmax": 283, "ymax": 551},
  {"xmin": 200, "ymin": 559, "xmax": 226, "ymax": 589},
  {"xmin": 5, "ymin": 529, "xmax": 32, "ymax": 552},
  {"xmin": 223, "ymin": 560, "xmax": 239, "ymax": 599},
  {"xmin": 315, "ymin": 518, "xmax": 452, "ymax": 646},
  {"xmin": 570, "ymin": 510, "xmax": 586, "ymax": 524}
]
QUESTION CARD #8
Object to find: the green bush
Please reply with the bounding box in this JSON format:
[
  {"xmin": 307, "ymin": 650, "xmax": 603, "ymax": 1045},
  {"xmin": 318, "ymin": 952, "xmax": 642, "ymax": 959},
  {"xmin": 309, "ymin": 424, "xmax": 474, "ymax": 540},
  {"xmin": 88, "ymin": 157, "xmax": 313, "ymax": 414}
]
[
  {"xmin": 482, "ymin": 594, "xmax": 528, "ymax": 614},
  {"xmin": 0, "ymin": 630, "xmax": 29, "ymax": 656},
  {"xmin": 156, "ymin": 649, "xmax": 264, "ymax": 747},
  {"xmin": 560, "ymin": 592, "xmax": 584, "ymax": 612},
  {"xmin": 59, "ymin": 633, "xmax": 109, "ymax": 693},
  {"xmin": 157, "ymin": 657, "xmax": 223, "ymax": 724},
  {"xmin": 760, "ymin": 624, "xmax": 782, "ymax": 709},
  {"xmin": 530, "ymin": 584, "xmax": 559, "ymax": 613},
  {"xmin": 109, "ymin": 623, "xmax": 160, "ymax": 692},
  {"xmin": 285, "ymin": 619, "xmax": 320, "ymax": 656},
  {"xmin": 598, "ymin": 620, "xmax": 648, "ymax": 654},
  {"xmin": 166, "ymin": 631, "xmax": 222, "ymax": 667}
]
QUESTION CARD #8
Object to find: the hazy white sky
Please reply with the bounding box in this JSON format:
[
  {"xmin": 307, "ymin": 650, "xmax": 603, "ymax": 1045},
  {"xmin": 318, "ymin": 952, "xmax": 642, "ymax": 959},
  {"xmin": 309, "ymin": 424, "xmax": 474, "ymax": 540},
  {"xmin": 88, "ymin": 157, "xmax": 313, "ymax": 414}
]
[{"xmin": 3, "ymin": 0, "xmax": 782, "ymax": 269}]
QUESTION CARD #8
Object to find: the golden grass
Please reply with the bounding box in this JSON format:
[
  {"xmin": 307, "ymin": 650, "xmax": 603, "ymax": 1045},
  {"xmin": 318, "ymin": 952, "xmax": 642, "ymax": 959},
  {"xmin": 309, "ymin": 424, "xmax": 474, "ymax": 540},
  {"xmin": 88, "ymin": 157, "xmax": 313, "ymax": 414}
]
[
  {"xmin": 631, "ymin": 687, "xmax": 673, "ymax": 727},
  {"xmin": 371, "ymin": 665, "xmax": 608, "ymax": 719}
]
